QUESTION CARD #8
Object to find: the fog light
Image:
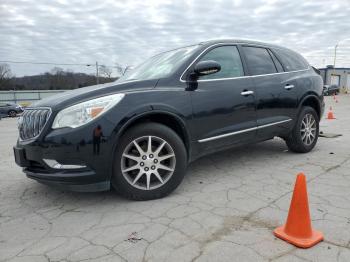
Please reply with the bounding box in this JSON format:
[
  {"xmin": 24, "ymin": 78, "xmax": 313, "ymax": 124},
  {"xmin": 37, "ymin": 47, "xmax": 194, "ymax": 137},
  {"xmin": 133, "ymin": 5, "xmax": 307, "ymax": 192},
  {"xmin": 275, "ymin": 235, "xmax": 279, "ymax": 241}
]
[{"xmin": 43, "ymin": 159, "xmax": 86, "ymax": 169}]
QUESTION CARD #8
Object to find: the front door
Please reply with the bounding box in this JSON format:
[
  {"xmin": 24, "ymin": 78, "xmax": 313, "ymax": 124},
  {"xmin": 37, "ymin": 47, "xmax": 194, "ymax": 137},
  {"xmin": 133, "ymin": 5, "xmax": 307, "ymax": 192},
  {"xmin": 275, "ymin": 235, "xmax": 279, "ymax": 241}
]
[{"xmin": 189, "ymin": 45, "xmax": 257, "ymax": 153}]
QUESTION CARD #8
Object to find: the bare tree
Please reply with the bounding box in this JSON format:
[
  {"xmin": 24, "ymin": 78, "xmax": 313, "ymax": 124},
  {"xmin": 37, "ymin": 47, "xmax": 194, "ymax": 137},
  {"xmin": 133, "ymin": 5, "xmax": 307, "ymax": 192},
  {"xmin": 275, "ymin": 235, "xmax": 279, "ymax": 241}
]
[
  {"xmin": 99, "ymin": 65, "xmax": 113, "ymax": 79},
  {"xmin": 115, "ymin": 63, "xmax": 132, "ymax": 76},
  {"xmin": 48, "ymin": 67, "xmax": 67, "ymax": 89},
  {"xmin": 0, "ymin": 63, "xmax": 13, "ymax": 90}
]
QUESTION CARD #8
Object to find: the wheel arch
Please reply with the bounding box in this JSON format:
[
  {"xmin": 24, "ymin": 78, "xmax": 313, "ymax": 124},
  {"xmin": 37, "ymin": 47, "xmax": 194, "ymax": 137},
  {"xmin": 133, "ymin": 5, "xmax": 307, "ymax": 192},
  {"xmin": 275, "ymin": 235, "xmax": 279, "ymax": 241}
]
[
  {"xmin": 114, "ymin": 110, "xmax": 191, "ymax": 161},
  {"xmin": 299, "ymin": 95, "xmax": 321, "ymax": 119}
]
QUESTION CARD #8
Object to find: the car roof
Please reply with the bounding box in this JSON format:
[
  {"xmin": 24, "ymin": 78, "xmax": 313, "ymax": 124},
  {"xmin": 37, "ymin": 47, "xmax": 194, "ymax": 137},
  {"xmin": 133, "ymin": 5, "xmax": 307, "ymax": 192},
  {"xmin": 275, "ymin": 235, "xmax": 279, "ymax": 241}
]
[
  {"xmin": 147, "ymin": 39, "xmax": 297, "ymax": 65},
  {"xmin": 198, "ymin": 39, "xmax": 289, "ymax": 50},
  {"xmin": 160, "ymin": 39, "xmax": 289, "ymax": 55}
]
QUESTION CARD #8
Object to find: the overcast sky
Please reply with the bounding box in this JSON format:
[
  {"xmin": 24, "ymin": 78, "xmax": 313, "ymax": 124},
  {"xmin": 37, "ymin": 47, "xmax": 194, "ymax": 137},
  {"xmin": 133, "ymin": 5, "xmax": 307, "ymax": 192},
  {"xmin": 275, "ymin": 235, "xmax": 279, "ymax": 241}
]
[{"xmin": 1, "ymin": 0, "xmax": 350, "ymax": 77}]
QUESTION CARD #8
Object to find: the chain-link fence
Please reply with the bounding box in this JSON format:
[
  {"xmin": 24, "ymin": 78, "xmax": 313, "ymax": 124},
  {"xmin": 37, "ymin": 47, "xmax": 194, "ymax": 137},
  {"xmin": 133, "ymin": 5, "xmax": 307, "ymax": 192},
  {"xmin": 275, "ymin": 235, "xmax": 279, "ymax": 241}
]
[{"xmin": 0, "ymin": 90, "xmax": 68, "ymax": 106}]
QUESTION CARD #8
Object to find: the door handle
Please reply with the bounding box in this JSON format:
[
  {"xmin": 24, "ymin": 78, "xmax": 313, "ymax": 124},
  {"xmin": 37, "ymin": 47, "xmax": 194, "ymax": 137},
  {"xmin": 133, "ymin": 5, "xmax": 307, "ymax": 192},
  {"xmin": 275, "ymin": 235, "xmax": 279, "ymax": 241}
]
[
  {"xmin": 284, "ymin": 84, "xmax": 294, "ymax": 90},
  {"xmin": 241, "ymin": 90, "xmax": 254, "ymax": 96}
]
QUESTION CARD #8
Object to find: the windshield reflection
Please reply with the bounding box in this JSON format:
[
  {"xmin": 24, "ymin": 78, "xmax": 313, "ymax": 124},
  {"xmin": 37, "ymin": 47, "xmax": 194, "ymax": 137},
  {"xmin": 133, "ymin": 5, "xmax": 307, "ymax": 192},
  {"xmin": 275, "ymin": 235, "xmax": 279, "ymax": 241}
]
[{"xmin": 118, "ymin": 45, "xmax": 198, "ymax": 82}]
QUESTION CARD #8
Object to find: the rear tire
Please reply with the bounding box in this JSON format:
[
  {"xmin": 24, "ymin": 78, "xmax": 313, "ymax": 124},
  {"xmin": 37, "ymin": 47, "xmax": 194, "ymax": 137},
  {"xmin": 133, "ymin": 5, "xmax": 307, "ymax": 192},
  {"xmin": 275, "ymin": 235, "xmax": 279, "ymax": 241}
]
[
  {"xmin": 285, "ymin": 106, "xmax": 319, "ymax": 153},
  {"xmin": 111, "ymin": 123, "xmax": 187, "ymax": 200}
]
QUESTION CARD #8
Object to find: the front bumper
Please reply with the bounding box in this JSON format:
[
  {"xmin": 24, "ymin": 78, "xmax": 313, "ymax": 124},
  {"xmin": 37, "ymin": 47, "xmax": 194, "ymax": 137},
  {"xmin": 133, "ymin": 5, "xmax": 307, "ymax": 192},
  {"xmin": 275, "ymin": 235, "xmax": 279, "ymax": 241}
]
[
  {"xmin": 13, "ymin": 114, "xmax": 119, "ymax": 192},
  {"xmin": 26, "ymin": 170, "xmax": 110, "ymax": 192},
  {"xmin": 14, "ymin": 145, "xmax": 110, "ymax": 192}
]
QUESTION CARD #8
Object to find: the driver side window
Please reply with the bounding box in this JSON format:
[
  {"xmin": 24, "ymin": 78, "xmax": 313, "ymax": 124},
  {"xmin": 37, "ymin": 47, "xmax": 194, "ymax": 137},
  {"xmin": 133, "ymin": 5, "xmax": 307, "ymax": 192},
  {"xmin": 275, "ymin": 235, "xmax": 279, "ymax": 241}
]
[{"xmin": 198, "ymin": 46, "xmax": 244, "ymax": 80}]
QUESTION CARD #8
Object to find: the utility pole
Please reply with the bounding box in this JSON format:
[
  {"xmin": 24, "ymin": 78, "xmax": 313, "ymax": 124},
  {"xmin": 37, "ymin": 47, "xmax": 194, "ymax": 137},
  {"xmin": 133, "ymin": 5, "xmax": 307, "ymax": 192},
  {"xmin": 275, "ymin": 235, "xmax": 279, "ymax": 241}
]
[
  {"xmin": 331, "ymin": 44, "xmax": 338, "ymax": 85},
  {"xmin": 333, "ymin": 44, "xmax": 338, "ymax": 68},
  {"xmin": 96, "ymin": 61, "xmax": 99, "ymax": 85}
]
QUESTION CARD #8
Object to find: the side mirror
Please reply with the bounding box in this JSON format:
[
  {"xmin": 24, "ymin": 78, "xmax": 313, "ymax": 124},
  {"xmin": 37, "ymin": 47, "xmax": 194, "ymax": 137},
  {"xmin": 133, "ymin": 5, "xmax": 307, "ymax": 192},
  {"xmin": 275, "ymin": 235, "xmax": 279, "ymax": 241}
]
[{"xmin": 194, "ymin": 60, "xmax": 221, "ymax": 76}]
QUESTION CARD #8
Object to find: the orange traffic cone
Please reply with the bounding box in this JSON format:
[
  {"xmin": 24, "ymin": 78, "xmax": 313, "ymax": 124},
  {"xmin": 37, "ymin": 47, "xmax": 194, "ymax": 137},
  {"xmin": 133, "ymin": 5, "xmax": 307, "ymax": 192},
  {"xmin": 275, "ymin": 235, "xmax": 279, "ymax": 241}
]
[
  {"xmin": 327, "ymin": 106, "xmax": 336, "ymax": 120},
  {"xmin": 274, "ymin": 173, "xmax": 323, "ymax": 248}
]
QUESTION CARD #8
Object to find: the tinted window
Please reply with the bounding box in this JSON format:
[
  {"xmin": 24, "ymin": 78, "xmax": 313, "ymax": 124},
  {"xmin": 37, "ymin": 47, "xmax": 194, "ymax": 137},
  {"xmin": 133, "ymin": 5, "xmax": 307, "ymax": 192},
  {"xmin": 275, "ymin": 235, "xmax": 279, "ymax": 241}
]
[
  {"xmin": 274, "ymin": 48, "xmax": 309, "ymax": 71},
  {"xmin": 269, "ymin": 50, "xmax": 284, "ymax": 72},
  {"xmin": 242, "ymin": 46, "xmax": 277, "ymax": 75},
  {"xmin": 198, "ymin": 46, "xmax": 244, "ymax": 80}
]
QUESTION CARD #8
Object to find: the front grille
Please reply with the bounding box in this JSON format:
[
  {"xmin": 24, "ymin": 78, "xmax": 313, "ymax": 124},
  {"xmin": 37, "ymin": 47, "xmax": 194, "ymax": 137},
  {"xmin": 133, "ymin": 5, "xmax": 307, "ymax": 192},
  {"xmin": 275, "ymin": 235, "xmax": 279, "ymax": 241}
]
[{"xmin": 18, "ymin": 108, "xmax": 51, "ymax": 140}]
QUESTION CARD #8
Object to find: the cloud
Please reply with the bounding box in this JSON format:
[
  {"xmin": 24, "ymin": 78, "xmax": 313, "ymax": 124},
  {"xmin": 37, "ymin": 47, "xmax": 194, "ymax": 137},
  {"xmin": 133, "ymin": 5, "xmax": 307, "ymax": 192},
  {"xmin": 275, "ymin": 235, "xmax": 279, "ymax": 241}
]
[{"xmin": 0, "ymin": 0, "xmax": 349, "ymax": 76}]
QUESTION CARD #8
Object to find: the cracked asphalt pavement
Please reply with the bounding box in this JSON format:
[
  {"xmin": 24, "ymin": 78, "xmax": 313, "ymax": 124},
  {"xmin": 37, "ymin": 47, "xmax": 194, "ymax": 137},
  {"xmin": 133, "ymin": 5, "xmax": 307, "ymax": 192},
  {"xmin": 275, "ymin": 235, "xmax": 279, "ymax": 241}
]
[{"xmin": 1, "ymin": 95, "xmax": 350, "ymax": 262}]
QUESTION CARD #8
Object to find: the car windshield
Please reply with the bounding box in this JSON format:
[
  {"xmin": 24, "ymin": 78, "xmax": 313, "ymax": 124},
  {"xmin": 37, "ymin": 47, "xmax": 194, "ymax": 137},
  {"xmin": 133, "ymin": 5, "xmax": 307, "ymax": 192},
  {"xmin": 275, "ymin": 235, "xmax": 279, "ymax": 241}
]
[{"xmin": 118, "ymin": 45, "xmax": 198, "ymax": 82}]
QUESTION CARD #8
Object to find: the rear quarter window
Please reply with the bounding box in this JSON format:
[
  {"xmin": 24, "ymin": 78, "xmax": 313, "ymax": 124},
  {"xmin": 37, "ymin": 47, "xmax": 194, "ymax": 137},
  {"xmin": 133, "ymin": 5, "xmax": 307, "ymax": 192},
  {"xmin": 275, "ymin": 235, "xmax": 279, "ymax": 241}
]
[{"xmin": 273, "ymin": 48, "xmax": 309, "ymax": 71}]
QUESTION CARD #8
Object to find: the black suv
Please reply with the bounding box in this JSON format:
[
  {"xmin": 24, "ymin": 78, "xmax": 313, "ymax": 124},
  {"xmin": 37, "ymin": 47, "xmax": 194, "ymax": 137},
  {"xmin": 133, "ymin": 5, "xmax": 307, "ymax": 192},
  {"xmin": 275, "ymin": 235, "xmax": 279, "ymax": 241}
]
[
  {"xmin": 14, "ymin": 40, "xmax": 324, "ymax": 200},
  {"xmin": 323, "ymin": 84, "xmax": 339, "ymax": 96}
]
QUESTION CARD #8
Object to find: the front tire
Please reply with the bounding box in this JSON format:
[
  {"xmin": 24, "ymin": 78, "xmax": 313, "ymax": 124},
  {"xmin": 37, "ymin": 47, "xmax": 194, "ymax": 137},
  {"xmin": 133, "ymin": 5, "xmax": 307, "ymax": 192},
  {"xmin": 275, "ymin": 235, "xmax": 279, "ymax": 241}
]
[
  {"xmin": 8, "ymin": 110, "xmax": 17, "ymax": 117},
  {"xmin": 112, "ymin": 123, "xmax": 187, "ymax": 200},
  {"xmin": 285, "ymin": 106, "xmax": 319, "ymax": 153}
]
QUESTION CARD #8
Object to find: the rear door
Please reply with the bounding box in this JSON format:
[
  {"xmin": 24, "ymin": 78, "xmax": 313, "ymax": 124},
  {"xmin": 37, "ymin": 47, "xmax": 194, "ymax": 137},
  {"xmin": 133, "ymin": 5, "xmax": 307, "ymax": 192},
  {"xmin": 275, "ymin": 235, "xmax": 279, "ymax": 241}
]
[
  {"xmin": 189, "ymin": 45, "xmax": 257, "ymax": 152},
  {"xmin": 241, "ymin": 45, "xmax": 297, "ymax": 139}
]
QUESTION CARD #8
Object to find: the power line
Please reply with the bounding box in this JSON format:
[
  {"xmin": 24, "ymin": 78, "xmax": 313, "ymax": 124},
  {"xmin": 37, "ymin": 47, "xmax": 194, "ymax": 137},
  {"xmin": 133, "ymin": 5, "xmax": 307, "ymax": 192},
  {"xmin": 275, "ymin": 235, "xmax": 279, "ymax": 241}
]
[
  {"xmin": 0, "ymin": 60, "xmax": 118, "ymax": 68},
  {"xmin": 0, "ymin": 60, "xmax": 90, "ymax": 66}
]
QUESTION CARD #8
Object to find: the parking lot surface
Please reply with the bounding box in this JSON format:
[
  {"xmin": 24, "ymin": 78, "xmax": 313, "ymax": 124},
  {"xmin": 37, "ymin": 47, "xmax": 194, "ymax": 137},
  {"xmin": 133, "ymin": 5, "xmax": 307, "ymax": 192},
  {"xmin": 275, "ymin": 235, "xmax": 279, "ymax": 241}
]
[{"xmin": 1, "ymin": 95, "xmax": 350, "ymax": 262}]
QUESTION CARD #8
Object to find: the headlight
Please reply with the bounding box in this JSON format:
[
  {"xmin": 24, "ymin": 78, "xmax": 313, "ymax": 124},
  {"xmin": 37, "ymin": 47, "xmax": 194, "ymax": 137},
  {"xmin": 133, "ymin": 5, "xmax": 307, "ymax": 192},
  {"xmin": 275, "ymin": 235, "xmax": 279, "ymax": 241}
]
[{"xmin": 52, "ymin": 93, "xmax": 125, "ymax": 129}]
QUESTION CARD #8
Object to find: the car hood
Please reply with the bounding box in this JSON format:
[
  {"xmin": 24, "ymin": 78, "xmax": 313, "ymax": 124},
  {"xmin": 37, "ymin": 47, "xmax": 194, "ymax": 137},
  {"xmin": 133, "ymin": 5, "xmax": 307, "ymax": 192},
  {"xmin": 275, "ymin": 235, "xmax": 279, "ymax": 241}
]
[{"xmin": 32, "ymin": 79, "xmax": 158, "ymax": 110}]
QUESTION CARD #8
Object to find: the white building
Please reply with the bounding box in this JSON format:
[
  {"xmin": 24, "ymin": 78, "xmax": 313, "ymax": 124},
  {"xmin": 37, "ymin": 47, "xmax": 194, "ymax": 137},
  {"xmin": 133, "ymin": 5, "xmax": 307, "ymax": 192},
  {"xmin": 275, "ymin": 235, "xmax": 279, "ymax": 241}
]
[{"xmin": 319, "ymin": 65, "xmax": 350, "ymax": 93}]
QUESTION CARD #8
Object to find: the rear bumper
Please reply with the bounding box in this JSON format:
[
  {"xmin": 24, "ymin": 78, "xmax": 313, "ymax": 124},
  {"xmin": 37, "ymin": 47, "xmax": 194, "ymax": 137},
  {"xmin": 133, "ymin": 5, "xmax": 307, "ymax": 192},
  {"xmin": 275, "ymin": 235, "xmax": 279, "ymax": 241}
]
[{"xmin": 320, "ymin": 99, "xmax": 325, "ymax": 118}]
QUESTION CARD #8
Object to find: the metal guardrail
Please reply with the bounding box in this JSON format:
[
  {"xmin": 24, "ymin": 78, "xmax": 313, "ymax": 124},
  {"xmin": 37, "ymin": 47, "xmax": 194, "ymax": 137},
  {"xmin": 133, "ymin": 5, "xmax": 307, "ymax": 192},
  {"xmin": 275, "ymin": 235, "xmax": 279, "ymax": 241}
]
[{"xmin": 0, "ymin": 90, "xmax": 68, "ymax": 105}]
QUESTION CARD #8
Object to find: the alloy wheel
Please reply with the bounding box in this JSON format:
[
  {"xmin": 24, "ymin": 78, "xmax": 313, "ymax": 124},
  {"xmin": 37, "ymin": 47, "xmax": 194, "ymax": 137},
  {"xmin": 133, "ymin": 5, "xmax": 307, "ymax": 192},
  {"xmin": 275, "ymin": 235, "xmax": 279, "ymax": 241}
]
[
  {"xmin": 121, "ymin": 136, "xmax": 176, "ymax": 190},
  {"xmin": 300, "ymin": 113, "xmax": 317, "ymax": 146}
]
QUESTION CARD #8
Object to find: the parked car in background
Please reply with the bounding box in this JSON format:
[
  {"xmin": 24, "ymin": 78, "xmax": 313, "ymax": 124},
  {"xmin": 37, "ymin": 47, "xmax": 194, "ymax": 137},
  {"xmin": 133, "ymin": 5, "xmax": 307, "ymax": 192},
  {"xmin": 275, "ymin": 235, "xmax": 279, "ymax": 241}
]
[
  {"xmin": 0, "ymin": 102, "xmax": 23, "ymax": 117},
  {"xmin": 14, "ymin": 39, "xmax": 324, "ymax": 200},
  {"xmin": 323, "ymin": 84, "xmax": 339, "ymax": 96}
]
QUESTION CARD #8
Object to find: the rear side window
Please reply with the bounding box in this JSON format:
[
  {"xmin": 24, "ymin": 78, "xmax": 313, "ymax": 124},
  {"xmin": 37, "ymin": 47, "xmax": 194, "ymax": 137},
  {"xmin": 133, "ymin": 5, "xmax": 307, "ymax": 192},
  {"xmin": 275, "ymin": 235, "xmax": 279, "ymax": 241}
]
[
  {"xmin": 198, "ymin": 46, "xmax": 244, "ymax": 80},
  {"xmin": 274, "ymin": 48, "xmax": 309, "ymax": 71},
  {"xmin": 242, "ymin": 46, "xmax": 277, "ymax": 75}
]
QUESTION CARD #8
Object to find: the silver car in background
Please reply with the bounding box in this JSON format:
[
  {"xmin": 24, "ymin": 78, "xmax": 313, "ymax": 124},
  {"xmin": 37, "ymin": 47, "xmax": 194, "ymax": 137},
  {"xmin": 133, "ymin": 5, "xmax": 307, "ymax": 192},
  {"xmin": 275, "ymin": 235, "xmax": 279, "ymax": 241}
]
[{"xmin": 0, "ymin": 102, "xmax": 23, "ymax": 118}]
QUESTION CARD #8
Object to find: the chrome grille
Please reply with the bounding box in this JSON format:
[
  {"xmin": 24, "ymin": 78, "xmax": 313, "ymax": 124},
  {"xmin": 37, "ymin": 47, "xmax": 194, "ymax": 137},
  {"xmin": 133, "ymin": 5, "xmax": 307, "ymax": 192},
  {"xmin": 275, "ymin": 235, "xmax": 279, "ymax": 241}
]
[{"xmin": 18, "ymin": 108, "xmax": 51, "ymax": 140}]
